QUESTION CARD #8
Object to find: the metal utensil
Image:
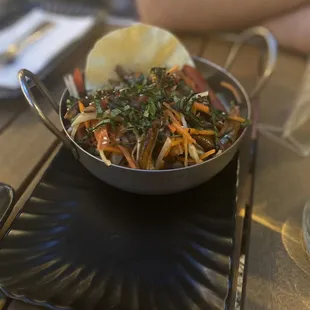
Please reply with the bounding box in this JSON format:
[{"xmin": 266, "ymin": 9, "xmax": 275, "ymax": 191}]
[{"xmin": 0, "ymin": 21, "xmax": 54, "ymax": 65}]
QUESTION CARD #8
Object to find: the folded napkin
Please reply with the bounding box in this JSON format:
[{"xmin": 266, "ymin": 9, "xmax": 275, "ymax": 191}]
[{"xmin": 0, "ymin": 8, "xmax": 95, "ymax": 89}]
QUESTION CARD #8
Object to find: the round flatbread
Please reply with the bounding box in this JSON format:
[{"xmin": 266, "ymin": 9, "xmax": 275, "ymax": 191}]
[{"xmin": 85, "ymin": 23, "xmax": 195, "ymax": 91}]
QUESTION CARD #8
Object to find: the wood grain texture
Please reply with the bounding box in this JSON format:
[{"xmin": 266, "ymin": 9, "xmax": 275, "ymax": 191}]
[
  {"xmin": 202, "ymin": 38, "xmax": 310, "ymax": 309},
  {"xmin": 0, "ymin": 106, "xmax": 59, "ymax": 194},
  {"xmin": 244, "ymin": 50, "xmax": 310, "ymax": 310},
  {"xmin": 0, "ymin": 99, "xmax": 26, "ymax": 133}
]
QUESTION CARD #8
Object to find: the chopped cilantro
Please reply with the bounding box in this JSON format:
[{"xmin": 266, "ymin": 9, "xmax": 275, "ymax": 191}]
[{"xmin": 95, "ymin": 99, "xmax": 104, "ymax": 118}]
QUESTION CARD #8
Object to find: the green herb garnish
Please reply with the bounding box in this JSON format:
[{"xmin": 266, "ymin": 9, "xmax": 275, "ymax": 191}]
[{"xmin": 95, "ymin": 99, "xmax": 104, "ymax": 118}]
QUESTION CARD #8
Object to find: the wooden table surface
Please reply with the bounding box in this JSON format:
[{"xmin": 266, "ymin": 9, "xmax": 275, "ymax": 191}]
[{"xmin": 1, "ymin": 25, "xmax": 310, "ymax": 310}]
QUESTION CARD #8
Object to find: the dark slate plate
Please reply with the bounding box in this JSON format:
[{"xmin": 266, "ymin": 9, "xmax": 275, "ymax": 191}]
[{"xmin": 0, "ymin": 147, "xmax": 241, "ymax": 310}]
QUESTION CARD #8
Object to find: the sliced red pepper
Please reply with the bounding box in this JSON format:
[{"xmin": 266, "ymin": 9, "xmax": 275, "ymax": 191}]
[
  {"xmin": 138, "ymin": 95, "xmax": 149, "ymax": 103},
  {"xmin": 94, "ymin": 127, "xmax": 110, "ymax": 150},
  {"xmin": 101, "ymin": 99, "xmax": 108, "ymax": 109},
  {"xmin": 183, "ymin": 65, "xmax": 207, "ymax": 92},
  {"xmin": 183, "ymin": 65, "xmax": 225, "ymax": 112},
  {"xmin": 73, "ymin": 68, "xmax": 85, "ymax": 96}
]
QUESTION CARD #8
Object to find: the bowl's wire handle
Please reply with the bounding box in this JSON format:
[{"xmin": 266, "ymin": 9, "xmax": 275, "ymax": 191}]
[
  {"xmin": 18, "ymin": 69, "xmax": 79, "ymax": 159},
  {"xmin": 224, "ymin": 26, "xmax": 278, "ymax": 99}
]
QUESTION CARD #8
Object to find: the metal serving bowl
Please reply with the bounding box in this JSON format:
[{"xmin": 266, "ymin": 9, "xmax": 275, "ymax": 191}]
[{"xmin": 18, "ymin": 26, "xmax": 277, "ymax": 195}]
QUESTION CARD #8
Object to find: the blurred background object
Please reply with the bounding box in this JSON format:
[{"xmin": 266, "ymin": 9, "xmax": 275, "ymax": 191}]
[
  {"xmin": 109, "ymin": 0, "xmax": 137, "ymax": 18},
  {"xmin": 0, "ymin": 0, "xmax": 111, "ymax": 98},
  {"xmin": 258, "ymin": 57, "xmax": 310, "ymax": 157}
]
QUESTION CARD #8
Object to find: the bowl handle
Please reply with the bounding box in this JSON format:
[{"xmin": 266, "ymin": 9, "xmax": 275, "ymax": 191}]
[
  {"xmin": 18, "ymin": 69, "xmax": 79, "ymax": 159},
  {"xmin": 0, "ymin": 183, "xmax": 14, "ymax": 230},
  {"xmin": 224, "ymin": 26, "xmax": 278, "ymax": 99}
]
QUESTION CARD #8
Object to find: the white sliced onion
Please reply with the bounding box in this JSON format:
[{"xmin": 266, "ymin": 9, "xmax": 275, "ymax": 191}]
[
  {"xmin": 131, "ymin": 143, "xmax": 137, "ymax": 159},
  {"xmin": 71, "ymin": 112, "xmax": 97, "ymax": 128},
  {"xmin": 64, "ymin": 74, "xmax": 79, "ymax": 98},
  {"xmin": 70, "ymin": 125, "xmax": 79, "ymax": 139},
  {"xmin": 99, "ymin": 150, "xmax": 111, "ymax": 166},
  {"xmin": 189, "ymin": 144, "xmax": 201, "ymax": 164},
  {"xmin": 155, "ymin": 137, "xmax": 172, "ymax": 169},
  {"xmin": 196, "ymin": 147, "xmax": 204, "ymax": 156},
  {"xmin": 180, "ymin": 114, "xmax": 188, "ymax": 128},
  {"xmin": 136, "ymin": 134, "xmax": 143, "ymax": 162},
  {"xmin": 194, "ymin": 91, "xmax": 209, "ymax": 99}
]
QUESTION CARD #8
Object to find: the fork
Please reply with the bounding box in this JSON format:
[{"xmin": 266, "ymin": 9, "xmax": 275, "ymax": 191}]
[{"xmin": 0, "ymin": 21, "xmax": 54, "ymax": 65}]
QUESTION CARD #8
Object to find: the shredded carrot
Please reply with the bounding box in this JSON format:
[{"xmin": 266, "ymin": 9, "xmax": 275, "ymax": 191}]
[
  {"xmin": 165, "ymin": 110, "xmax": 179, "ymax": 124},
  {"xmin": 163, "ymin": 103, "xmax": 182, "ymax": 122},
  {"xmin": 220, "ymin": 81, "xmax": 242, "ymax": 104},
  {"xmin": 192, "ymin": 102, "xmax": 210, "ymax": 114},
  {"xmin": 228, "ymin": 115, "xmax": 246, "ymax": 123},
  {"xmin": 167, "ymin": 65, "xmax": 179, "ymax": 74},
  {"xmin": 189, "ymin": 128, "xmax": 215, "ymax": 136},
  {"xmin": 200, "ymin": 149, "xmax": 216, "ymax": 160},
  {"xmin": 168, "ymin": 123, "xmax": 176, "ymax": 133},
  {"xmin": 171, "ymin": 137, "xmax": 183, "ymax": 146},
  {"xmin": 78, "ymin": 101, "xmax": 85, "ymax": 113},
  {"xmin": 118, "ymin": 145, "xmax": 138, "ymax": 169},
  {"xmin": 77, "ymin": 101, "xmax": 91, "ymax": 128},
  {"xmin": 100, "ymin": 145, "xmax": 122, "ymax": 154},
  {"xmin": 172, "ymin": 121, "xmax": 196, "ymax": 144}
]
